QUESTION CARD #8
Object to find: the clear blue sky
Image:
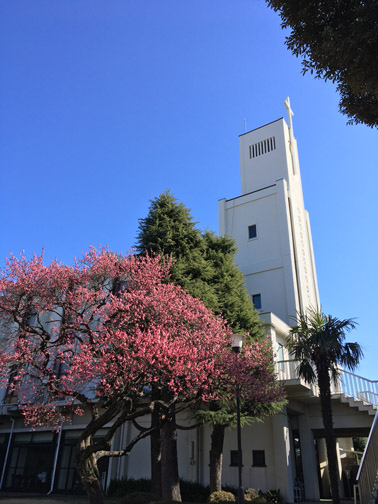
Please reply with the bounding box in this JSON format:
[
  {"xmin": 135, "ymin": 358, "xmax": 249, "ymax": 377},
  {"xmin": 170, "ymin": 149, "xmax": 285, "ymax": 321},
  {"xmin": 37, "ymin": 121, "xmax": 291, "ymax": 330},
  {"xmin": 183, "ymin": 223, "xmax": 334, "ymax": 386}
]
[{"xmin": 1, "ymin": 1, "xmax": 377, "ymax": 380}]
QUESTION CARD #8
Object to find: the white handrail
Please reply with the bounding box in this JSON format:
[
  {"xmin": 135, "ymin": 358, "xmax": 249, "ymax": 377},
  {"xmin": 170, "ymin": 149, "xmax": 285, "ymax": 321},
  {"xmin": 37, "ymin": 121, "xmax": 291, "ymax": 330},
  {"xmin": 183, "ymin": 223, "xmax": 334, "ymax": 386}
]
[{"xmin": 354, "ymin": 410, "xmax": 378, "ymax": 504}]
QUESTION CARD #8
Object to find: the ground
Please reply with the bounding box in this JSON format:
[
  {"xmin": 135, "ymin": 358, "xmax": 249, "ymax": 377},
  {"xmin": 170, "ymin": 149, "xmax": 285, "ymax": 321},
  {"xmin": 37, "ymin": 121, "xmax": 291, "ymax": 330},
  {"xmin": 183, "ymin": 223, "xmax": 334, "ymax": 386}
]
[{"xmin": 0, "ymin": 494, "xmax": 122, "ymax": 504}]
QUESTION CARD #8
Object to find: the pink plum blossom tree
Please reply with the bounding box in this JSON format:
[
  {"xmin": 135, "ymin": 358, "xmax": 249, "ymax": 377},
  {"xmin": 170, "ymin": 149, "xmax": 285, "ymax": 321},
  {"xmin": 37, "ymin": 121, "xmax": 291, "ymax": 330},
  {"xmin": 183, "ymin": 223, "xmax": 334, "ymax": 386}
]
[{"xmin": 0, "ymin": 248, "xmax": 282, "ymax": 503}]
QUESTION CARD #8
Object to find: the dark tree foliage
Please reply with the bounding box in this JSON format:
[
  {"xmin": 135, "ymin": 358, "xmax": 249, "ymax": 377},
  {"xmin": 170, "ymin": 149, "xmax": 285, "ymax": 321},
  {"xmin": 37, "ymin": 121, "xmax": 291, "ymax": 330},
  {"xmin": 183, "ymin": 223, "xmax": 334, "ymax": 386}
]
[
  {"xmin": 202, "ymin": 231, "xmax": 263, "ymax": 338},
  {"xmin": 136, "ymin": 191, "xmax": 217, "ymax": 310},
  {"xmin": 136, "ymin": 190, "xmax": 203, "ymax": 259},
  {"xmin": 266, "ymin": 0, "xmax": 378, "ymax": 128}
]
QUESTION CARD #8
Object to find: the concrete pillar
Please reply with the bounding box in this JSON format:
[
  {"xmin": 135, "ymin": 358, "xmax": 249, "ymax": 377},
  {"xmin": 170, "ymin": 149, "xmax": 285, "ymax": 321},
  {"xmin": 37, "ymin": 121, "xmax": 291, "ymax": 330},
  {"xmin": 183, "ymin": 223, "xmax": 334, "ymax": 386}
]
[
  {"xmin": 272, "ymin": 408, "xmax": 295, "ymax": 503},
  {"xmin": 317, "ymin": 438, "xmax": 331, "ymax": 498},
  {"xmin": 298, "ymin": 414, "xmax": 320, "ymax": 500},
  {"xmin": 336, "ymin": 439, "xmax": 344, "ymax": 498},
  {"xmin": 218, "ymin": 198, "xmax": 226, "ymax": 236}
]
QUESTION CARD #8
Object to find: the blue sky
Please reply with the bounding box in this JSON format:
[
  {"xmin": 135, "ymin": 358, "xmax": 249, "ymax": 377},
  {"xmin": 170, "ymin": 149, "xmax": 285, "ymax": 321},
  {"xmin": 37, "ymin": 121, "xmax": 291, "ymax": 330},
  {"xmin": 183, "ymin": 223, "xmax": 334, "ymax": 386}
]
[{"xmin": 1, "ymin": 1, "xmax": 377, "ymax": 380}]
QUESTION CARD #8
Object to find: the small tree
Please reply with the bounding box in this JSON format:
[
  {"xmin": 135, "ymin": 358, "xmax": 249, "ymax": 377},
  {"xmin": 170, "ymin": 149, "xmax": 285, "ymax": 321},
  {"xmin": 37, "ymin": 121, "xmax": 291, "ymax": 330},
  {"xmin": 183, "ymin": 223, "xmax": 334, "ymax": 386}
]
[
  {"xmin": 197, "ymin": 340, "xmax": 286, "ymax": 493},
  {"xmin": 287, "ymin": 308, "xmax": 363, "ymax": 504},
  {"xmin": 0, "ymin": 248, "xmax": 236, "ymax": 504}
]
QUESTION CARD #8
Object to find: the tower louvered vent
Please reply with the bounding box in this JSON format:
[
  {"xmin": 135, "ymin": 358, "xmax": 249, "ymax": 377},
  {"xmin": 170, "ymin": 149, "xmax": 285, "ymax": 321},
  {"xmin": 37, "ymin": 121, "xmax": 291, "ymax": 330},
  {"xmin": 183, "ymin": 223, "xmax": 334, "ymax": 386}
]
[{"xmin": 249, "ymin": 136, "xmax": 276, "ymax": 159}]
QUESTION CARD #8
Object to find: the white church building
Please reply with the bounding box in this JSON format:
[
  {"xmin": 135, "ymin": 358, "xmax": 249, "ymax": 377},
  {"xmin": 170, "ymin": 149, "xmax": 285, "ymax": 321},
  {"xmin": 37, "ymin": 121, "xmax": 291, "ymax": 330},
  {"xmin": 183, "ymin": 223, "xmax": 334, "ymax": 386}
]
[
  {"xmin": 107, "ymin": 101, "xmax": 377, "ymax": 501},
  {"xmin": 0, "ymin": 101, "xmax": 377, "ymax": 502}
]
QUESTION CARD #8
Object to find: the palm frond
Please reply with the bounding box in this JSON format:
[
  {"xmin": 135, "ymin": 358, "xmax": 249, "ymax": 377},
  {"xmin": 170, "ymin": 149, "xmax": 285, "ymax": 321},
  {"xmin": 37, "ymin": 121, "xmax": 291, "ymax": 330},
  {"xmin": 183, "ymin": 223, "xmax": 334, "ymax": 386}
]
[
  {"xmin": 296, "ymin": 360, "xmax": 316, "ymax": 384},
  {"xmin": 288, "ymin": 308, "xmax": 362, "ymax": 384}
]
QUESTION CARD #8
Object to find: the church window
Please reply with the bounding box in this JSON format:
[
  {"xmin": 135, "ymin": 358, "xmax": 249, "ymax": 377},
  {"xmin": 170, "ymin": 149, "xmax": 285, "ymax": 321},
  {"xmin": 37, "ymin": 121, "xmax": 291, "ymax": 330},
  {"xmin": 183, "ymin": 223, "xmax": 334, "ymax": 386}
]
[
  {"xmin": 248, "ymin": 224, "xmax": 257, "ymax": 240},
  {"xmin": 252, "ymin": 450, "xmax": 266, "ymax": 467},
  {"xmin": 230, "ymin": 450, "xmax": 243, "ymax": 466},
  {"xmin": 277, "ymin": 343, "xmax": 284, "ymax": 361},
  {"xmin": 252, "ymin": 294, "xmax": 262, "ymax": 310}
]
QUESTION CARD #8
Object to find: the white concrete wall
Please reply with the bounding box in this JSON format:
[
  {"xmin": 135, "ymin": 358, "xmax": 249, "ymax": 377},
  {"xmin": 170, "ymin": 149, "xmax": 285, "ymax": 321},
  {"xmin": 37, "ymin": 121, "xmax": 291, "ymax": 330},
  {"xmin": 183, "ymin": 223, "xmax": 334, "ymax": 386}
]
[
  {"xmin": 107, "ymin": 411, "xmax": 290, "ymax": 497},
  {"xmin": 219, "ymin": 182, "xmax": 299, "ymax": 324}
]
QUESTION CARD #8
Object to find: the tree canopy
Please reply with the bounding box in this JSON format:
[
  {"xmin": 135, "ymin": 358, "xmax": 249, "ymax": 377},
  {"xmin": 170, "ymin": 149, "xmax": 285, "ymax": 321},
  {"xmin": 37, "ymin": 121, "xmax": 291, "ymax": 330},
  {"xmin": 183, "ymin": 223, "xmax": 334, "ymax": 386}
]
[
  {"xmin": 287, "ymin": 309, "xmax": 363, "ymax": 385},
  {"xmin": 0, "ymin": 247, "xmax": 280, "ymax": 504},
  {"xmin": 266, "ymin": 0, "xmax": 378, "ymax": 128},
  {"xmin": 0, "ymin": 248, "xmax": 238, "ymax": 504}
]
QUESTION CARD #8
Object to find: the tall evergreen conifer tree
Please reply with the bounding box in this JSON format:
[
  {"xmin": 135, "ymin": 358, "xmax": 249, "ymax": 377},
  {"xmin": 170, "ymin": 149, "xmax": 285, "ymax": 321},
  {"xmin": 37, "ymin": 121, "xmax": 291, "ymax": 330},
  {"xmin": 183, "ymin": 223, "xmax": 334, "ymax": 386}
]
[{"xmin": 137, "ymin": 191, "xmax": 217, "ymax": 309}]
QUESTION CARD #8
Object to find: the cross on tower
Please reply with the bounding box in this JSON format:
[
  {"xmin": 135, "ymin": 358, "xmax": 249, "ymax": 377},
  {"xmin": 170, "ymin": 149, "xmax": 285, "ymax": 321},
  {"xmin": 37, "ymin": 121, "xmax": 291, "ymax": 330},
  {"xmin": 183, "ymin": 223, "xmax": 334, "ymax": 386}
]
[
  {"xmin": 284, "ymin": 96, "xmax": 294, "ymax": 134},
  {"xmin": 284, "ymin": 96, "xmax": 297, "ymax": 174}
]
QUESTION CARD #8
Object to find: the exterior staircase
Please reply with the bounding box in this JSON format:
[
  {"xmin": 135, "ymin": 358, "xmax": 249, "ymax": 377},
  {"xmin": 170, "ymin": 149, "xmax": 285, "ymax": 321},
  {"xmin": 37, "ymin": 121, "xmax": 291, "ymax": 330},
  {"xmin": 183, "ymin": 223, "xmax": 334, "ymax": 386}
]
[
  {"xmin": 323, "ymin": 369, "xmax": 378, "ymax": 504},
  {"xmin": 339, "ymin": 394, "xmax": 377, "ymax": 416},
  {"xmin": 275, "ymin": 360, "xmax": 378, "ymax": 503}
]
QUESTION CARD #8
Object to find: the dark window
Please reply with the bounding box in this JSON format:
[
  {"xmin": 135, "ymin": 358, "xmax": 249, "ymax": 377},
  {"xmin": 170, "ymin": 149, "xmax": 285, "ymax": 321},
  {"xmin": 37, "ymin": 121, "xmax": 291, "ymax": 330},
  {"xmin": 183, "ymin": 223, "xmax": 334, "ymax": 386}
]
[
  {"xmin": 56, "ymin": 430, "xmax": 109, "ymax": 493},
  {"xmin": 252, "ymin": 294, "xmax": 262, "ymax": 310},
  {"xmin": 252, "ymin": 450, "xmax": 266, "ymax": 467},
  {"xmin": 248, "ymin": 225, "xmax": 257, "ymax": 240},
  {"xmin": 230, "ymin": 450, "xmax": 242, "ymax": 466},
  {"xmin": 277, "ymin": 343, "xmax": 285, "ymax": 370},
  {"xmin": 5, "ymin": 432, "xmax": 56, "ymax": 491},
  {"xmin": 292, "ymin": 430, "xmax": 304, "ymax": 480}
]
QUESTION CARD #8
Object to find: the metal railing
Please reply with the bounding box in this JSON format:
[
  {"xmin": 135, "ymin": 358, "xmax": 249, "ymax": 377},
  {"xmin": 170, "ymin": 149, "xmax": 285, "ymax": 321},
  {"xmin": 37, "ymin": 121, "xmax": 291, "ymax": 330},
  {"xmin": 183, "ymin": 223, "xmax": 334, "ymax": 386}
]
[
  {"xmin": 354, "ymin": 410, "xmax": 378, "ymax": 504},
  {"xmin": 275, "ymin": 360, "xmax": 378, "ymax": 406},
  {"xmin": 274, "ymin": 359, "xmax": 319, "ymax": 395},
  {"xmin": 274, "ymin": 359, "xmax": 298, "ymax": 381},
  {"xmin": 339, "ymin": 370, "xmax": 378, "ymax": 407}
]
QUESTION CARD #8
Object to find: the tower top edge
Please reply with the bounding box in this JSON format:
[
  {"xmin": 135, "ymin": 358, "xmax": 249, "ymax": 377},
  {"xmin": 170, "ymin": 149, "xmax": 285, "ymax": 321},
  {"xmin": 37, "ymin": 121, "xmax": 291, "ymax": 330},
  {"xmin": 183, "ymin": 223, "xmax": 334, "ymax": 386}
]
[{"xmin": 238, "ymin": 117, "xmax": 285, "ymax": 137}]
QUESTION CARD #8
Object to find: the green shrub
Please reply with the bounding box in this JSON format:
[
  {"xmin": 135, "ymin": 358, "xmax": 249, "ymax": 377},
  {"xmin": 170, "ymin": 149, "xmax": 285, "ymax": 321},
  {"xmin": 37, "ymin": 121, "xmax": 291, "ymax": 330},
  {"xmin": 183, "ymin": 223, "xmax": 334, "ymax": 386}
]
[
  {"xmin": 262, "ymin": 490, "xmax": 283, "ymax": 504},
  {"xmin": 180, "ymin": 479, "xmax": 210, "ymax": 502},
  {"xmin": 221, "ymin": 485, "xmax": 237, "ymax": 496},
  {"xmin": 244, "ymin": 488, "xmax": 259, "ymax": 501},
  {"xmin": 120, "ymin": 492, "xmax": 160, "ymax": 504},
  {"xmin": 108, "ymin": 477, "xmax": 210, "ymax": 502},
  {"xmin": 107, "ymin": 478, "xmax": 152, "ymax": 497},
  {"xmin": 208, "ymin": 490, "xmax": 236, "ymax": 503},
  {"xmin": 252, "ymin": 497, "xmax": 268, "ymax": 504}
]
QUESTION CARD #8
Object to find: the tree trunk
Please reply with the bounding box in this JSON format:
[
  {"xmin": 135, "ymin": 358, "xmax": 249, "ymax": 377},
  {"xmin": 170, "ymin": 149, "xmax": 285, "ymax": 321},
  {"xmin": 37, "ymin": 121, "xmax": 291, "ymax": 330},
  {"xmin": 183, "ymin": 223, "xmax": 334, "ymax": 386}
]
[
  {"xmin": 318, "ymin": 367, "xmax": 340, "ymax": 504},
  {"xmin": 210, "ymin": 424, "xmax": 225, "ymax": 492},
  {"xmin": 151, "ymin": 400, "xmax": 162, "ymax": 497},
  {"xmin": 161, "ymin": 403, "xmax": 182, "ymax": 502},
  {"xmin": 75, "ymin": 449, "xmax": 104, "ymax": 504}
]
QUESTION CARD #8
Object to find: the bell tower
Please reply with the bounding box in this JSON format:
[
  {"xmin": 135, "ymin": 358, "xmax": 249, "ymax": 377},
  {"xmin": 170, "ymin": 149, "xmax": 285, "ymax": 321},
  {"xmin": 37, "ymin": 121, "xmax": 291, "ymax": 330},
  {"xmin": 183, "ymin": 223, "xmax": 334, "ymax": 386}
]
[{"xmin": 219, "ymin": 99, "xmax": 319, "ymax": 324}]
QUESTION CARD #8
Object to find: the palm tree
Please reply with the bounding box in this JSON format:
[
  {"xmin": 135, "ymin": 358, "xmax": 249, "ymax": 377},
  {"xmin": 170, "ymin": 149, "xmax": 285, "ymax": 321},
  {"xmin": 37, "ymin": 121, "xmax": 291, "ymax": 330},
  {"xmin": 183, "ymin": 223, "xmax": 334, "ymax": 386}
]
[{"xmin": 287, "ymin": 308, "xmax": 363, "ymax": 504}]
